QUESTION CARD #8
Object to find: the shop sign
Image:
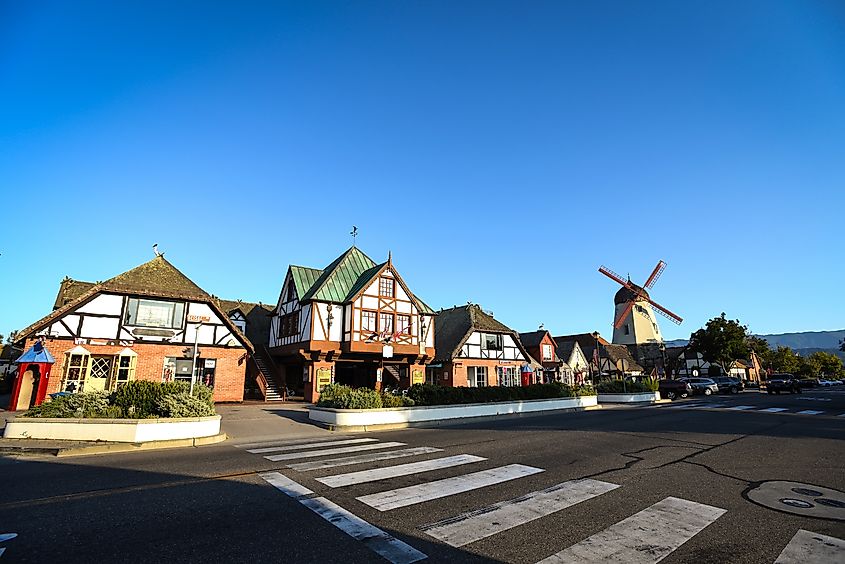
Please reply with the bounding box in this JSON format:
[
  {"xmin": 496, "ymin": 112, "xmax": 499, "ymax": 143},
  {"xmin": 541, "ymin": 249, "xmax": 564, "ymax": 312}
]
[
  {"xmin": 382, "ymin": 345, "xmax": 393, "ymax": 358},
  {"xmin": 187, "ymin": 315, "xmax": 211, "ymax": 323},
  {"xmin": 204, "ymin": 359, "xmax": 216, "ymax": 368}
]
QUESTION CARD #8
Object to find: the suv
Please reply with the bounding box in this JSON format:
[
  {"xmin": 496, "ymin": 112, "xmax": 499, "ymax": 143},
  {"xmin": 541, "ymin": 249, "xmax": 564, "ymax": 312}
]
[
  {"xmin": 679, "ymin": 377, "xmax": 720, "ymax": 396},
  {"xmin": 711, "ymin": 377, "xmax": 744, "ymax": 394},
  {"xmin": 764, "ymin": 374, "xmax": 802, "ymax": 394},
  {"xmin": 658, "ymin": 379, "xmax": 693, "ymax": 400}
]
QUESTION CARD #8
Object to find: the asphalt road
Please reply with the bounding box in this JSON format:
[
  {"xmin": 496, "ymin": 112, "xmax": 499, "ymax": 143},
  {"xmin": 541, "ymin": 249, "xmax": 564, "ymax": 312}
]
[{"xmin": 1, "ymin": 388, "xmax": 844, "ymax": 563}]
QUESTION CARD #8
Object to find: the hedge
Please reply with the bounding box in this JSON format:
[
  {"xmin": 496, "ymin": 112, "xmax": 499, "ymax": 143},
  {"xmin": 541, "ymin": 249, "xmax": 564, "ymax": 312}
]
[
  {"xmin": 21, "ymin": 381, "xmax": 216, "ymax": 419},
  {"xmin": 595, "ymin": 378, "xmax": 659, "ymax": 394},
  {"xmin": 315, "ymin": 384, "xmax": 415, "ymax": 409},
  {"xmin": 407, "ymin": 382, "xmax": 595, "ymax": 407}
]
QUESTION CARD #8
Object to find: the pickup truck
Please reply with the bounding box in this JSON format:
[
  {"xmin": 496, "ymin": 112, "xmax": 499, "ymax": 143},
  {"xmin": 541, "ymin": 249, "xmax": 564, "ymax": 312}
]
[{"xmin": 764, "ymin": 374, "xmax": 802, "ymax": 394}]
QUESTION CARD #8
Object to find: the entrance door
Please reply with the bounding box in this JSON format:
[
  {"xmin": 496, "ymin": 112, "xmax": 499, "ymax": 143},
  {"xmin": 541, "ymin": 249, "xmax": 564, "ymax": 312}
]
[
  {"xmin": 16, "ymin": 369, "xmax": 35, "ymax": 411},
  {"xmin": 88, "ymin": 356, "xmax": 113, "ymax": 392}
]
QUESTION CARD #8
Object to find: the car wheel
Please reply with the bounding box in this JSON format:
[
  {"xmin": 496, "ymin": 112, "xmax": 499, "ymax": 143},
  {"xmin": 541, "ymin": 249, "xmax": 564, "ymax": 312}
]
[
  {"xmin": 667, "ymin": 391, "xmax": 676, "ymax": 400},
  {"xmin": 704, "ymin": 388, "xmax": 712, "ymax": 396},
  {"xmin": 730, "ymin": 386, "xmax": 738, "ymax": 394},
  {"xmin": 681, "ymin": 392, "xmax": 689, "ymax": 398}
]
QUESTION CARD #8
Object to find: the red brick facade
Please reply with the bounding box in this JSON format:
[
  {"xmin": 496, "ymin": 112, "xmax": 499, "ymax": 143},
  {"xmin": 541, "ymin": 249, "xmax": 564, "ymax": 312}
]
[
  {"xmin": 431, "ymin": 359, "xmax": 523, "ymax": 387},
  {"xmin": 24, "ymin": 337, "xmax": 247, "ymax": 403}
]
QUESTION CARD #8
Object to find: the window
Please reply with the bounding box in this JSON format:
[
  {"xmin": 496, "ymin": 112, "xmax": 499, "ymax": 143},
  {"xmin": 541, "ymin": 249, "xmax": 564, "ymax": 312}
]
[
  {"xmin": 396, "ymin": 314, "xmax": 411, "ymax": 335},
  {"xmin": 125, "ymin": 298, "xmax": 185, "ymax": 329},
  {"xmin": 624, "ymin": 324, "xmax": 630, "ymax": 335},
  {"xmin": 281, "ymin": 311, "xmax": 300, "ymax": 338},
  {"xmin": 496, "ymin": 366, "xmax": 518, "ymax": 387},
  {"xmin": 467, "ymin": 366, "xmax": 487, "ymax": 387},
  {"xmin": 114, "ymin": 349, "xmax": 137, "ymax": 389},
  {"xmin": 379, "ymin": 312, "xmax": 394, "ymax": 335},
  {"xmin": 232, "ymin": 318, "xmax": 246, "ymax": 333},
  {"xmin": 63, "ymin": 351, "xmax": 90, "ymax": 392},
  {"xmin": 379, "ymin": 277, "xmax": 394, "ymax": 297},
  {"xmin": 362, "ymin": 310, "xmax": 377, "ymax": 333},
  {"xmin": 483, "ymin": 333, "xmax": 503, "ymax": 351},
  {"xmin": 542, "ymin": 344, "xmax": 553, "ymax": 361}
]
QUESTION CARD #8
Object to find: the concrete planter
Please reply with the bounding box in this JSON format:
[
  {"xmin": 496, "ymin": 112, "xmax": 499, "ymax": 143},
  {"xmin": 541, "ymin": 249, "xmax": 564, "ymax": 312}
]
[
  {"xmin": 3, "ymin": 415, "xmax": 221, "ymax": 443},
  {"xmin": 597, "ymin": 392, "xmax": 661, "ymax": 403},
  {"xmin": 309, "ymin": 395, "xmax": 597, "ymax": 430}
]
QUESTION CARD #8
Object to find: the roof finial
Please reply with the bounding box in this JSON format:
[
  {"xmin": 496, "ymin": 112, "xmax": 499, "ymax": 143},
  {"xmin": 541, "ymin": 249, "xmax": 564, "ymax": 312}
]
[
  {"xmin": 153, "ymin": 243, "xmax": 163, "ymax": 257},
  {"xmin": 350, "ymin": 226, "xmax": 358, "ymax": 247},
  {"xmin": 388, "ymin": 250, "xmax": 392, "ymax": 267}
]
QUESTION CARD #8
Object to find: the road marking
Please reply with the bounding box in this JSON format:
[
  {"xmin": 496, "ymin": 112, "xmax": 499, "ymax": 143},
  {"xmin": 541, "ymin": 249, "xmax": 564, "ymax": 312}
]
[
  {"xmin": 265, "ymin": 442, "xmax": 406, "ymax": 462},
  {"xmin": 726, "ymin": 405, "xmax": 755, "ymax": 410},
  {"xmin": 260, "ymin": 472, "xmax": 426, "ymax": 564},
  {"xmin": 774, "ymin": 529, "xmax": 845, "ymax": 563},
  {"xmin": 357, "ymin": 464, "xmax": 544, "ymax": 511},
  {"xmin": 537, "ymin": 496, "xmax": 726, "ymax": 563},
  {"xmin": 662, "ymin": 403, "xmax": 703, "ymax": 409},
  {"xmin": 838, "ymin": 413, "xmax": 845, "ymax": 417},
  {"xmin": 235, "ymin": 436, "xmax": 354, "ymax": 449},
  {"xmin": 693, "ymin": 404, "xmax": 727, "ymax": 409},
  {"xmin": 796, "ymin": 410, "xmax": 825, "ymax": 415},
  {"xmin": 288, "ymin": 447, "xmax": 444, "ymax": 472},
  {"xmin": 421, "ymin": 479, "xmax": 619, "ymax": 547},
  {"xmin": 317, "ymin": 455, "xmax": 487, "ymax": 488},
  {"xmin": 247, "ymin": 438, "xmax": 378, "ymax": 454},
  {"xmin": 760, "ymin": 407, "xmax": 789, "ymax": 413}
]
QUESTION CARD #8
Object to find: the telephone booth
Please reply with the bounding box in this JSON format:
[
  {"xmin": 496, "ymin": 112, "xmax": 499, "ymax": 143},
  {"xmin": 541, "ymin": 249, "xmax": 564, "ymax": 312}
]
[
  {"xmin": 520, "ymin": 363, "xmax": 533, "ymax": 387},
  {"xmin": 8, "ymin": 340, "xmax": 55, "ymax": 411}
]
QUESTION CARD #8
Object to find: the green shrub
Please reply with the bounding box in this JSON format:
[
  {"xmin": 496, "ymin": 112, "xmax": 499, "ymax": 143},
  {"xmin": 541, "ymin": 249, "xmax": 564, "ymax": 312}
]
[
  {"xmin": 156, "ymin": 392, "xmax": 216, "ymax": 418},
  {"xmin": 317, "ymin": 384, "xmax": 383, "ymax": 409},
  {"xmin": 595, "ymin": 378, "xmax": 657, "ymax": 394},
  {"xmin": 406, "ymin": 381, "xmax": 595, "ymax": 407},
  {"xmin": 22, "ymin": 391, "xmax": 112, "ymax": 418}
]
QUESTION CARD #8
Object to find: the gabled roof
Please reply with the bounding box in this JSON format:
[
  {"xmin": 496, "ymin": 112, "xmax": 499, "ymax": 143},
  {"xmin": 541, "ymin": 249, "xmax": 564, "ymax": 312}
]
[
  {"xmin": 53, "ymin": 279, "xmax": 96, "ymax": 309},
  {"xmin": 554, "ymin": 333, "xmax": 610, "ymax": 350},
  {"xmin": 289, "ymin": 266, "xmax": 323, "ymax": 299},
  {"xmin": 218, "ymin": 299, "xmax": 274, "ymax": 348},
  {"xmin": 518, "ymin": 330, "xmax": 547, "ymax": 348},
  {"xmin": 301, "ymin": 247, "xmax": 378, "ymax": 303},
  {"xmin": 17, "ymin": 256, "xmax": 252, "ymax": 351},
  {"xmin": 434, "ymin": 304, "xmax": 527, "ymax": 362},
  {"xmin": 602, "ymin": 344, "xmax": 645, "ymax": 373}
]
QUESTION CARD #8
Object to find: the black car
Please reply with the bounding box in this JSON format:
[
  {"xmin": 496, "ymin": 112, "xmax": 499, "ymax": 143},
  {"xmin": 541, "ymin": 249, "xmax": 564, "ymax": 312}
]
[
  {"xmin": 764, "ymin": 374, "xmax": 802, "ymax": 394},
  {"xmin": 711, "ymin": 377, "xmax": 745, "ymax": 394},
  {"xmin": 658, "ymin": 379, "xmax": 693, "ymax": 400}
]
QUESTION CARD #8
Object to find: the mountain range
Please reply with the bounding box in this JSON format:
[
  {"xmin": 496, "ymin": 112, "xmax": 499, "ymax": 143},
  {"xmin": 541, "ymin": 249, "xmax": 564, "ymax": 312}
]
[{"xmin": 664, "ymin": 329, "xmax": 845, "ymax": 360}]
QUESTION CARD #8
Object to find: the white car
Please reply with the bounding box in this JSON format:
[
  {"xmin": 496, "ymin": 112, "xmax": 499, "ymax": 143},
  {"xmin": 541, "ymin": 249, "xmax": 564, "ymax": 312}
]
[{"xmin": 818, "ymin": 379, "xmax": 836, "ymax": 387}]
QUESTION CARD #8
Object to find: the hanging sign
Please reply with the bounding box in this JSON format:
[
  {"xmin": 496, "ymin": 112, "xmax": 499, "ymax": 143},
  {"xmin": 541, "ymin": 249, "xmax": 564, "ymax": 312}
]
[
  {"xmin": 382, "ymin": 345, "xmax": 394, "ymax": 358},
  {"xmin": 187, "ymin": 315, "xmax": 211, "ymax": 323},
  {"xmin": 376, "ymin": 368, "xmax": 383, "ymax": 382}
]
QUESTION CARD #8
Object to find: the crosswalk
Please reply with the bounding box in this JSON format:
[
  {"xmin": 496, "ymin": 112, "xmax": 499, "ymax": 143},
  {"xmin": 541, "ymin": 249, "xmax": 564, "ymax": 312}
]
[
  {"xmin": 647, "ymin": 400, "xmax": 845, "ymax": 418},
  {"xmin": 237, "ymin": 436, "xmax": 845, "ymax": 563}
]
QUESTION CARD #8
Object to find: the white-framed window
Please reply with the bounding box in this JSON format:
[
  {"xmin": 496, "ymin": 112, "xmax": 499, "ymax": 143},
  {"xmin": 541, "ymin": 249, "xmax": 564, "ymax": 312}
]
[
  {"xmin": 483, "ymin": 333, "xmax": 503, "ymax": 351},
  {"xmin": 496, "ymin": 366, "xmax": 518, "ymax": 387},
  {"xmin": 379, "ymin": 277, "xmax": 395, "ymax": 297},
  {"xmin": 62, "ymin": 346, "xmax": 91, "ymax": 392},
  {"xmin": 467, "ymin": 366, "xmax": 487, "ymax": 387},
  {"xmin": 542, "ymin": 344, "xmax": 553, "ymax": 361},
  {"xmin": 114, "ymin": 349, "xmax": 137, "ymax": 389},
  {"xmin": 362, "ymin": 310, "xmax": 377, "ymax": 333},
  {"xmin": 379, "ymin": 312, "xmax": 394, "ymax": 335},
  {"xmin": 396, "ymin": 314, "xmax": 411, "ymax": 335},
  {"xmin": 125, "ymin": 298, "xmax": 185, "ymax": 329}
]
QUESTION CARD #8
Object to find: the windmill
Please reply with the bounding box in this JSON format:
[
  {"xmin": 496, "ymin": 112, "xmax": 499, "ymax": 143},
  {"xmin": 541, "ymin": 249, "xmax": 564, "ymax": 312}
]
[{"xmin": 598, "ymin": 261, "xmax": 683, "ymax": 345}]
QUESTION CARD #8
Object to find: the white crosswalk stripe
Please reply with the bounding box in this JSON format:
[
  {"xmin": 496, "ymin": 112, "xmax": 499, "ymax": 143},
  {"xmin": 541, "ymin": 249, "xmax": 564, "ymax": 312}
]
[
  {"xmin": 774, "ymin": 529, "xmax": 845, "ymax": 563},
  {"xmin": 760, "ymin": 407, "xmax": 788, "ymax": 413},
  {"xmin": 795, "ymin": 410, "xmax": 825, "ymax": 415},
  {"xmin": 421, "ymin": 479, "xmax": 619, "ymax": 547},
  {"xmin": 247, "ymin": 438, "xmax": 378, "ymax": 454},
  {"xmin": 265, "ymin": 441, "xmax": 406, "ymax": 462},
  {"xmin": 357, "ymin": 464, "xmax": 544, "ymax": 511},
  {"xmin": 288, "ymin": 447, "xmax": 444, "ymax": 472},
  {"xmin": 537, "ymin": 496, "xmax": 726, "ymax": 563},
  {"xmin": 726, "ymin": 405, "xmax": 755, "ymax": 410},
  {"xmin": 235, "ymin": 436, "xmax": 352, "ymax": 449},
  {"xmin": 260, "ymin": 472, "xmax": 426, "ymax": 564},
  {"xmin": 317, "ymin": 454, "xmax": 486, "ymax": 488}
]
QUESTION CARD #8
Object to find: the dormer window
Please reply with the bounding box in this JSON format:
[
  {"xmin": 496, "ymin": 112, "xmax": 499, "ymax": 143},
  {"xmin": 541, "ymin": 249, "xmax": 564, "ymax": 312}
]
[
  {"xmin": 125, "ymin": 298, "xmax": 185, "ymax": 329},
  {"xmin": 483, "ymin": 333, "xmax": 503, "ymax": 351},
  {"xmin": 542, "ymin": 344, "xmax": 553, "ymax": 360},
  {"xmin": 379, "ymin": 277, "xmax": 394, "ymax": 297}
]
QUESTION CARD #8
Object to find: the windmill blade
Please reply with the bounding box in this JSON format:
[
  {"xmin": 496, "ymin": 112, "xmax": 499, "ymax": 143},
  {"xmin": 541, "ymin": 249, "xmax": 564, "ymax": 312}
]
[
  {"xmin": 614, "ymin": 299, "xmax": 636, "ymax": 329},
  {"xmin": 642, "ymin": 296, "xmax": 683, "ymax": 324},
  {"xmin": 598, "ymin": 265, "xmax": 631, "ymax": 288},
  {"xmin": 644, "ymin": 260, "xmax": 666, "ymax": 289}
]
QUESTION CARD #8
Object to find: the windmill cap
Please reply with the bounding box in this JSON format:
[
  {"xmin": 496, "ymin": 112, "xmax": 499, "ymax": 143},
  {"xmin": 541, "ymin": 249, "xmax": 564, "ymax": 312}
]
[{"xmin": 615, "ymin": 283, "xmax": 650, "ymax": 305}]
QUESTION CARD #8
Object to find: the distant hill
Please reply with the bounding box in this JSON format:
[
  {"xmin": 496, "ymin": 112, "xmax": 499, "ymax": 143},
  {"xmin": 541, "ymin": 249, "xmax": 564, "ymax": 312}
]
[{"xmin": 664, "ymin": 329, "xmax": 845, "ymax": 359}]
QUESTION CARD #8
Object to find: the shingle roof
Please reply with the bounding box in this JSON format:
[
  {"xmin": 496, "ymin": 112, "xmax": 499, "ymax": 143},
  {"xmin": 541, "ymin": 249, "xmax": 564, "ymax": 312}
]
[
  {"xmin": 602, "ymin": 344, "xmax": 645, "ymax": 372},
  {"xmin": 218, "ymin": 299, "xmax": 273, "ymax": 348},
  {"xmin": 555, "ymin": 340, "xmax": 577, "ymax": 362},
  {"xmin": 434, "ymin": 304, "xmax": 525, "ymax": 362},
  {"xmin": 518, "ymin": 330, "xmax": 547, "ymax": 348},
  {"xmin": 53, "ymin": 279, "xmax": 96, "ymax": 309},
  {"xmin": 301, "ymin": 247, "xmax": 378, "ymax": 303}
]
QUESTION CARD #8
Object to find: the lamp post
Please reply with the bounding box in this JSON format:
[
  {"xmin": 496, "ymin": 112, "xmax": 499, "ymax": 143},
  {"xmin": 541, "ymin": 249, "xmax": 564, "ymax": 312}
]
[
  {"xmin": 592, "ymin": 331, "xmax": 601, "ymax": 384},
  {"xmin": 190, "ymin": 321, "xmax": 203, "ymax": 395},
  {"xmin": 659, "ymin": 342, "xmax": 667, "ymax": 379}
]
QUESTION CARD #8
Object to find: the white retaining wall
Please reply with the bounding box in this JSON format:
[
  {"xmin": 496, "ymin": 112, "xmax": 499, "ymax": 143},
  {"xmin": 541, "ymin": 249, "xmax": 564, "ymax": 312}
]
[
  {"xmin": 3, "ymin": 415, "xmax": 221, "ymax": 442},
  {"xmin": 308, "ymin": 396, "xmax": 597, "ymax": 428},
  {"xmin": 597, "ymin": 392, "xmax": 661, "ymax": 403}
]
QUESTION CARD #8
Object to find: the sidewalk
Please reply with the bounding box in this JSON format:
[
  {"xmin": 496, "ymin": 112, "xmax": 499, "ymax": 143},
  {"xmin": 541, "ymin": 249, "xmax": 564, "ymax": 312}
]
[{"xmin": 217, "ymin": 401, "xmax": 333, "ymax": 445}]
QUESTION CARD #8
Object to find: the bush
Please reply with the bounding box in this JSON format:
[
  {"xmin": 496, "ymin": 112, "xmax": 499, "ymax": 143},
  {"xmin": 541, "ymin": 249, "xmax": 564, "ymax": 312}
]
[
  {"xmin": 406, "ymin": 381, "xmax": 595, "ymax": 407},
  {"xmin": 595, "ymin": 378, "xmax": 658, "ymax": 394},
  {"xmin": 316, "ymin": 384, "xmax": 383, "ymax": 409},
  {"xmin": 22, "ymin": 391, "xmax": 112, "ymax": 418},
  {"xmin": 156, "ymin": 392, "xmax": 215, "ymax": 418}
]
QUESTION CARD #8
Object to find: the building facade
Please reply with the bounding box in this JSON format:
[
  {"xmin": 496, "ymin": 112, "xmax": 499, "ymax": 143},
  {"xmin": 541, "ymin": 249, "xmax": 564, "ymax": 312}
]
[
  {"xmin": 267, "ymin": 247, "xmax": 435, "ymax": 402},
  {"xmin": 12, "ymin": 256, "xmax": 251, "ymax": 405},
  {"xmin": 519, "ymin": 329, "xmax": 570, "ymax": 383}
]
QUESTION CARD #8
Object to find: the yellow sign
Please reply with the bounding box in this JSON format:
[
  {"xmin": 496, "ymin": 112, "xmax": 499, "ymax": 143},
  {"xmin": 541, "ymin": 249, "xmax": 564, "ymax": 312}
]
[
  {"xmin": 412, "ymin": 369, "xmax": 424, "ymax": 385},
  {"xmin": 316, "ymin": 367, "xmax": 333, "ymax": 392}
]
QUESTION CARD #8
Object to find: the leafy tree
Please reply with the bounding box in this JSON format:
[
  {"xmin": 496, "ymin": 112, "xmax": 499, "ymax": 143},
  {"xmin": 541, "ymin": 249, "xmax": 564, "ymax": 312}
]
[
  {"xmin": 767, "ymin": 346, "xmax": 801, "ymax": 374},
  {"xmin": 806, "ymin": 351, "xmax": 844, "ymax": 378},
  {"xmin": 747, "ymin": 336, "xmax": 770, "ymax": 356},
  {"xmin": 688, "ymin": 313, "xmax": 750, "ymax": 374}
]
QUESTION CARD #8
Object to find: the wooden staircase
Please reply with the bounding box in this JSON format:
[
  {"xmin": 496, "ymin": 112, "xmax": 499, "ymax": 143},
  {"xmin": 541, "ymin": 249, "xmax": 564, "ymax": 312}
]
[{"xmin": 254, "ymin": 346, "xmax": 285, "ymax": 402}]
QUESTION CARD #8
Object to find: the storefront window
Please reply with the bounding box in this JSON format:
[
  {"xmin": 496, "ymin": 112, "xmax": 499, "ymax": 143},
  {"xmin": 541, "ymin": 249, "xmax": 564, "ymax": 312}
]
[{"xmin": 496, "ymin": 366, "xmax": 518, "ymax": 387}]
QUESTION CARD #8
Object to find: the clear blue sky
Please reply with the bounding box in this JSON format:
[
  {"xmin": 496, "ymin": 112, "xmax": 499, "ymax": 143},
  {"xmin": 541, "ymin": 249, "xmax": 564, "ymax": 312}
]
[{"xmin": 1, "ymin": 1, "xmax": 843, "ymax": 342}]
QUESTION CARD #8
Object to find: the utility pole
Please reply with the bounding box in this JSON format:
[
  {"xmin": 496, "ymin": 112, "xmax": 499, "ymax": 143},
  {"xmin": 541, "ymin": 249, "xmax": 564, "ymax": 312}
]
[{"xmin": 190, "ymin": 321, "xmax": 203, "ymax": 395}]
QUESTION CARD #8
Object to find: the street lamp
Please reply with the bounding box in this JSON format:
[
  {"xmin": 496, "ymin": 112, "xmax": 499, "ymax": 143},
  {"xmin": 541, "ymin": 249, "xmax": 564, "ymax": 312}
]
[
  {"xmin": 592, "ymin": 331, "xmax": 601, "ymax": 384},
  {"xmin": 659, "ymin": 342, "xmax": 667, "ymax": 379}
]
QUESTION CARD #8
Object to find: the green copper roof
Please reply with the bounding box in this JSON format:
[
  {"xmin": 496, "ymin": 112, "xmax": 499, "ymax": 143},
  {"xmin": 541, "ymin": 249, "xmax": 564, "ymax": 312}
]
[
  {"xmin": 290, "ymin": 265, "xmax": 323, "ymax": 299},
  {"xmin": 301, "ymin": 247, "xmax": 378, "ymax": 303}
]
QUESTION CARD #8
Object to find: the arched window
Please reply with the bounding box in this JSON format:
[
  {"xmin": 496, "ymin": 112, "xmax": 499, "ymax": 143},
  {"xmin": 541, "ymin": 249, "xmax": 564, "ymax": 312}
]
[
  {"xmin": 63, "ymin": 345, "xmax": 91, "ymax": 392},
  {"xmin": 114, "ymin": 348, "xmax": 137, "ymax": 390}
]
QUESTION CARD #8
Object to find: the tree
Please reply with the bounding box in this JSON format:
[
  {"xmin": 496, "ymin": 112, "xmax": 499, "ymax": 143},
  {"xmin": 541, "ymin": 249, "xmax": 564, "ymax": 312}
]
[
  {"xmin": 805, "ymin": 351, "xmax": 844, "ymax": 379},
  {"xmin": 688, "ymin": 313, "xmax": 750, "ymax": 374},
  {"xmin": 840, "ymin": 338, "xmax": 845, "ymax": 353},
  {"xmin": 768, "ymin": 346, "xmax": 801, "ymax": 374},
  {"xmin": 747, "ymin": 335, "xmax": 770, "ymax": 356}
]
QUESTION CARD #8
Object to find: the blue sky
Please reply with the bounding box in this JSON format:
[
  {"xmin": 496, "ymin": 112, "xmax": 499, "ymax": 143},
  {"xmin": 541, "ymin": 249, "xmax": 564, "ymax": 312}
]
[{"xmin": 1, "ymin": 1, "xmax": 843, "ymax": 342}]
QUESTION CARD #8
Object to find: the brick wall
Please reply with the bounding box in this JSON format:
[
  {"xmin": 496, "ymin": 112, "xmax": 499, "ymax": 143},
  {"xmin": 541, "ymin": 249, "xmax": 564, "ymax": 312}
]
[
  {"xmin": 24, "ymin": 338, "xmax": 247, "ymax": 402},
  {"xmin": 441, "ymin": 360, "xmax": 523, "ymax": 387}
]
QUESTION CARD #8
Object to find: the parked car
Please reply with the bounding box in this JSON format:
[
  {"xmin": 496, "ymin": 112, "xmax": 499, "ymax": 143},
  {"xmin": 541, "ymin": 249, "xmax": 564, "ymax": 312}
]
[
  {"xmin": 678, "ymin": 377, "xmax": 719, "ymax": 396},
  {"xmin": 797, "ymin": 377, "xmax": 819, "ymax": 388},
  {"xmin": 711, "ymin": 377, "xmax": 745, "ymax": 394},
  {"xmin": 658, "ymin": 379, "xmax": 693, "ymax": 400},
  {"xmin": 764, "ymin": 374, "xmax": 802, "ymax": 394},
  {"xmin": 818, "ymin": 379, "xmax": 837, "ymax": 387}
]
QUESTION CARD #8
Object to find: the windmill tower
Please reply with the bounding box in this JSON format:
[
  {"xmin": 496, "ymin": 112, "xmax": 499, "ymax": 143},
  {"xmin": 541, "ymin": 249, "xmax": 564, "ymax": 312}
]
[{"xmin": 598, "ymin": 261, "xmax": 683, "ymax": 345}]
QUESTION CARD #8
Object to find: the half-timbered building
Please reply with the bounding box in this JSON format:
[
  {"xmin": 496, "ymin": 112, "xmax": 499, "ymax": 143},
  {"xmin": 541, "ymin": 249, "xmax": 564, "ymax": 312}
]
[
  {"xmin": 554, "ymin": 340, "xmax": 590, "ymax": 384},
  {"xmin": 430, "ymin": 304, "xmax": 532, "ymax": 387},
  {"xmin": 12, "ymin": 255, "xmax": 252, "ymax": 405},
  {"xmin": 267, "ymin": 247, "xmax": 435, "ymax": 402},
  {"xmin": 518, "ymin": 329, "xmax": 569, "ymax": 383}
]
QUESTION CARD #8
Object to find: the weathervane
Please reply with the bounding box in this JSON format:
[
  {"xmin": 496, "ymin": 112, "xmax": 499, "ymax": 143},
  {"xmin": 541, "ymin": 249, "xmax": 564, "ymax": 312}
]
[{"xmin": 350, "ymin": 226, "xmax": 358, "ymax": 247}]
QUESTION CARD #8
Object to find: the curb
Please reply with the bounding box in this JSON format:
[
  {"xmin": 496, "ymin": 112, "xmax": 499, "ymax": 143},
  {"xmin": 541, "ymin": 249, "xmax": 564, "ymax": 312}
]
[{"xmin": 0, "ymin": 433, "xmax": 228, "ymax": 458}]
